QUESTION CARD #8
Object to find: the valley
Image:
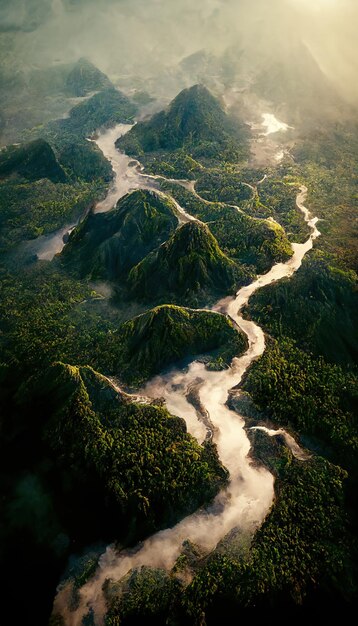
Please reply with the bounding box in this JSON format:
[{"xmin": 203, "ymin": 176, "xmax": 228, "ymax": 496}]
[{"xmin": 0, "ymin": 4, "xmax": 357, "ymax": 624}]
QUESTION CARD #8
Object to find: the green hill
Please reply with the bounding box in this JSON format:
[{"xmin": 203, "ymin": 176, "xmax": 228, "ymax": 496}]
[
  {"xmin": 59, "ymin": 87, "xmax": 137, "ymax": 137},
  {"xmin": 159, "ymin": 183, "xmax": 293, "ymax": 274},
  {"xmin": 0, "ymin": 139, "xmax": 67, "ymax": 183},
  {"xmin": 128, "ymin": 220, "xmax": 244, "ymax": 303},
  {"xmin": 17, "ymin": 361, "xmax": 227, "ymax": 535},
  {"xmin": 105, "ymin": 304, "xmax": 247, "ymax": 383},
  {"xmin": 116, "ymin": 84, "xmax": 248, "ymax": 161},
  {"xmin": 26, "ymin": 89, "xmax": 137, "ymax": 182},
  {"xmin": 246, "ymin": 252, "xmax": 358, "ymax": 365},
  {"xmin": 61, "ymin": 190, "xmax": 178, "ymax": 279},
  {"xmin": 65, "ymin": 58, "xmax": 113, "ymax": 97}
]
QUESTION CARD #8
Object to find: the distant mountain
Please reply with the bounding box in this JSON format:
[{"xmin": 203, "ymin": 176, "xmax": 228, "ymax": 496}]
[
  {"xmin": 63, "ymin": 88, "xmax": 137, "ymax": 135},
  {"xmin": 178, "ymin": 50, "xmax": 223, "ymax": 86},
  {"xmin": 48, "ymin": 88, "xmax": 137, "ymax": 140},
  {"xmin": 0, "ymin": 139, "xmax": 67, "ymax": 183},
  {"xmin": 62, "ymin": 190, "xmax": 178, "ymax": 279},
  {"xmin": 253, "ymin": 41, "xmax": 342, "ymax": 122},
  {"xmin": 116, "ymin": 84, "xmax": 248, "ymax": 159},
  {"xmin": 65, "ymin": 58, "xmax": 113, "ymax": 97},
  {"xmin": 108, "ymin": 304, "xmax": 247, "ymax": 383},
  {"xmin": 128, "ymin": 220, "xmax": 243, "ymax": 303}
]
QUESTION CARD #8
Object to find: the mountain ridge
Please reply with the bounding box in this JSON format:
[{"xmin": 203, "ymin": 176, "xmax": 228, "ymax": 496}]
[{"xmin": 61, "ymin": 189, "xmax": 179, "ymax": 279}]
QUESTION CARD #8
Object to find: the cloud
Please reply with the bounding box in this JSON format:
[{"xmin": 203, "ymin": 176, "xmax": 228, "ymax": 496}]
[{"xmin": 0, "ymin": 0, "xmax": 357, "ymax": 101}]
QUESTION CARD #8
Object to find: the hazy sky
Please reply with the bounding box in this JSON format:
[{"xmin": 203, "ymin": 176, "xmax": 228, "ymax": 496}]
[{"xmin": 0, "ymin": 0, "xmax": 357, "ymax": 101}]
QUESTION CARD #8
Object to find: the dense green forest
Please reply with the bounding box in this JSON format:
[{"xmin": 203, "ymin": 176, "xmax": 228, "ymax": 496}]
[
  {"xmin": 160, "ymin": 181, "xmax": 293, "ymax": 273},
  {"xmin": 116, "ymin": 84, "xmax": 250, "ymax": 168},
  {"xmin": 0, "ymin": 47, "xmax": 357, "ymax": 626},
  {"xmin": 0, "ymin": 88, "xmax": 138, "ymax": 253},
  {"xmin": 102, "ymin": 451, "xmax": 354, "ymax": 625},
  {"xmin": 61, "ymin": 190, "xmax": 179, "ymax": 280},
  {"xmin": 127, "ymin": 221, "xmax": 245, "ymax": 305}
]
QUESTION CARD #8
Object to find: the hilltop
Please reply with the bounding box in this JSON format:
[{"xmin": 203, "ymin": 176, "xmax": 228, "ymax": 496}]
[
  {"xmin": 65, "ymin": 58, "xmax": 113, "ymax": 97},
  {"xmin": 106, "ymin": 304, "xmax": 248, "ymax": 383},
  {"xmin": 14, "ymin": 361, "xmax": 227, "ymax": 537},
  {"xmin": 128, "ymin": 220, "xmax": 244, "ymax": 303},
  {"xmin": 116, "ymin": 84, "xmax": 249, "ymax": 162},
  {"xmin": 61, "ymin": 190, "xmax": 178, "ymax": 279}
]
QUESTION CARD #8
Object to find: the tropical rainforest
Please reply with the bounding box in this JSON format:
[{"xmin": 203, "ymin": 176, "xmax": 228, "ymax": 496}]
[{"xmin": 0, "ymin": 1, "xmax": 357, "ymax": 625}]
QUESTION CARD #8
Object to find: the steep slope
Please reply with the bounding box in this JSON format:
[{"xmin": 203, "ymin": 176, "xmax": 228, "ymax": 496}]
[
  {"xmin": 0, "ymin": 139, "xmax": 67, "ymax": 183},
  {"xmin": 16, "ymin": 362, "xmax": 227, "ymax": 535},
  {"xmin": 128, "ymin": 221, "xmax": 243, "ymax": 303},
  {"xmin": 106, "ymin": 304, "xmax": 248, "ymax": 383},
  {"xmin": 59, "ymin": 87, "xmax": 137, "ymax": 137},
  {"xmin": 54, "ymin": 88, "xmax": 137, "ymax": 181},
  {"xmin": 25, "ymin": 89, "xmax": 137, "ymax": 182},
  {"xmin": 65, "ymin": 57, "xmax": 113, "ymax": 97},
  {"xmin": 61, "ymin": 190, "xmax": 178, "ymax": 279},
  {"xmin": 116, "ymin": 84, "xmax": 248, "ymax": 159},
  {"xmin": 247, "ymin": 253, "xmax": 358, "ymax": 366},
  {"xmin": 159, "ymin": 183, "xmax": 293, "ymax": 275}
]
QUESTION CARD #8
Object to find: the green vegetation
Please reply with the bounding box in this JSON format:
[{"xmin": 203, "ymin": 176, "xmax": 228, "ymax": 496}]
[
  {"xmin": 243, "ymin": 338, "xmax": 358, "ymax": 472},
  {"xmin": 128, "ymin": 221, "xmax": 245, "ymax": 305},
  {"xmin": 61, "ymin": 190, "xmax": 178, "ymax": 280},
  {"xmin": 1, "ymin": 66, "xmax": 358, "ymax": 625},
  {"xmin": 292, "ymin": 123, "xmax": 358, "ymax": 272},
  {"xmin": 252, "ymin": 176, "xmax": 310, "ymax": 243},
  {"xmin": 116, "ymin": 84, "xmax": 249, "ymax": 171},
  {"xmin": 181, "ymin": 453, "xmax": 354, "ymax": 621},
  {"xmin": 0, "ymin": 177, "xmax": 97, "ymax": 251},
  {"xmin": 27, "ymin": 88, "xmax": 137, "ymax": 183},
  {"xmin": 105, "ymin": 304, "xmax": 247, "ymax": 385},
  {"xmin": 0, "ymin": 264, "xmax": 95, "ymax": 375},
  {"xmin": 0, "ymin": 58, "xmax": 116, "ymax": 146},
  {"xmin": 0, "ymin": 88, "xmax": 138, "ymax": 252},
  {"xmin": 0, "ymin": 139, "xmax": 67, "ymax": 183},
  {"xmin": 0, "ymin": 263, "xmax": 244, "ymax": 387},
  {"xmin": 195, "ymin": 169, "xmax": 253, "ymax": 204},
  {"xmin": 51, "ymin": 88, "xmax": 137, "ymax": 138},
  {"xmin": 246, "ymin": 252, "xmax": 358, "ymax": 365},
  {"xmin": 1, "ymin": 355, "xmax": 226, "ymax": 626},
  {"xmin": 102, "ymin": 449, "xmax": 354, "ymax": 623},
  {"xmin": 142, "ymin": 149, "xmax": 203, "ymax": 180},
  {"xmin": 104, "ymin": 567, "xmax": 182, "ymax": 626},
  {"xmin": 160, "ymin": 182, "xmax": 293, "ymax": 274},
  {"xmin": 16, "ymin": 362, "xmax": 227, "ymax": 535}
]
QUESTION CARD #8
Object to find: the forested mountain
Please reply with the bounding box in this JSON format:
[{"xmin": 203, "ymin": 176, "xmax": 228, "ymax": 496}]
[
  {"xmin": 65, "ymin": 58, "xmax": 113, "ymax": 97},
  {"xmin": 117, "ymin": 84, "xmax": 249, "ymax": 160},
  {"xmin": 61, "ymin": 190, "xmax": 178, "ymax": 279},
  {"xmin": 108, "ymin": 304, "xmax": 247, "ymax": 383},
  {"xmin": 128, "ymin": 221, "xmax": 244, "ymax": 303},
  {"xmin": 0, "ymin": 3, "xmax": 357, "ymax": 623}
]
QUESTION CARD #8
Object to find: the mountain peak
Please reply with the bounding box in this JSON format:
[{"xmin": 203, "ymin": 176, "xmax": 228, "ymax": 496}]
[
  {"xmin": 62, "ymin": 189, "xmax": 178, "ymax": 279},
  {"xmin": 114, "ymin": 304, "xmax": 247, "ymax": 383},
  {"xmin": 65, "ymin": 57, "xmax": 113, "ymax": 97},
  {"xmin": 128, "ymin": 220, "xmax": 241, "ymax": 303},
  {"xmin": 116, "ymin": 83, "xmax": 247, "ymax": 159}
]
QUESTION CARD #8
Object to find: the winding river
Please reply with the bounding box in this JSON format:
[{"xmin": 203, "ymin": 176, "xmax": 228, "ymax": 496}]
[{"xmin": 54, "ymin": 122, "xmax": 320, "ymax": 625}]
